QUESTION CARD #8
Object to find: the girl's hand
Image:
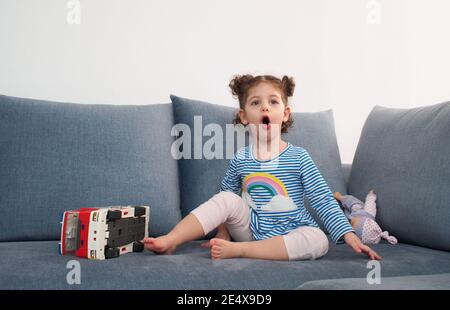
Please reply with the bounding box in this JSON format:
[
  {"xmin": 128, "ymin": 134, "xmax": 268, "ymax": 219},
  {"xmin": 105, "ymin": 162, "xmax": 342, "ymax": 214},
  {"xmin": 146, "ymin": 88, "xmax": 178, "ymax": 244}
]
[{"xmin": 343, "ymin": 232, "xmax": 382, "ymax": 260}]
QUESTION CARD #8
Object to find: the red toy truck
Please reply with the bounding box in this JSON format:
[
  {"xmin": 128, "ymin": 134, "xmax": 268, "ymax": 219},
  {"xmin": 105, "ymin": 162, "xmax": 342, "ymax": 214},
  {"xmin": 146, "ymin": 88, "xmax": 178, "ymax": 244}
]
[{"xmin": 60, "ymin": 206, "xmax": 150, "ymax": 260}]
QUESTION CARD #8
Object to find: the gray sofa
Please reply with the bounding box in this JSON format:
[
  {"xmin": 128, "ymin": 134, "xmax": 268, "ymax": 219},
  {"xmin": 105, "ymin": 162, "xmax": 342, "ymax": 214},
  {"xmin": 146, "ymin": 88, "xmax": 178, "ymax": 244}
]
[{"xmin": 1, "ymin": 94, "xmax": 449, "ymax": 290}]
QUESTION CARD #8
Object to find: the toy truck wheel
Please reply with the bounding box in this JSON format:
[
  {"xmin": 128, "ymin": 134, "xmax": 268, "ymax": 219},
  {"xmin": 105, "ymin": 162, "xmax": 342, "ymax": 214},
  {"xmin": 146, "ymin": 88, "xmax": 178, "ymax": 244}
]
[
  {"xmin": 133, "ymin": 241, "xmax": 144, "ymax": 252},
  {"xmin": 134, "ymin": 206, "xmax": 146, "ymax": 217},
  {"xmin": 107, "ymin": 210, "xmax": 122, "ymax": 220},
  {"xmin": 104, "ymin": 247, "xmax": 120, "ymax": 259}
]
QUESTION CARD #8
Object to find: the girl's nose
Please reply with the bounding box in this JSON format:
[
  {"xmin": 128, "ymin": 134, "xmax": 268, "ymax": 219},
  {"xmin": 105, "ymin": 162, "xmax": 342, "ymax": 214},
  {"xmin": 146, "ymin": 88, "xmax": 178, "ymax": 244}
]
[{"xmin": 261, "ymin": 102, "xmax": 270, "ymax": 111}]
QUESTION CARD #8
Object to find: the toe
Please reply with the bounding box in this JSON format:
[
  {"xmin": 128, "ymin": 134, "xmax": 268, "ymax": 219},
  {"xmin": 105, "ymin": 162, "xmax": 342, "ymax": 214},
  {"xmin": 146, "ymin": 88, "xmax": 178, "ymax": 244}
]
[
  {"xmin": 144, "ymin": 237, "xmax": 154, "ymax": 244},
  {"xmin": 211, "ymin": 246, "xmax": 221, "ymax": 257},
  {"xmin": 200, "ymin": 241, "xmax": 211, "ymax": 248}
]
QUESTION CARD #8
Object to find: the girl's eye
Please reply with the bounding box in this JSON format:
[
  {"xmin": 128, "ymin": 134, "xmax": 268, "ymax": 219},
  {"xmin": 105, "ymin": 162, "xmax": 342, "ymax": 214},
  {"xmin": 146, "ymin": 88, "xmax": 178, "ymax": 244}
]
[
  {"xmin": 251, "ymin": 101, "xmax": 259, "ymax": 106},
  {"xmin": 271, "ymin": 100, "xmax": 279, "ymax": 104}
]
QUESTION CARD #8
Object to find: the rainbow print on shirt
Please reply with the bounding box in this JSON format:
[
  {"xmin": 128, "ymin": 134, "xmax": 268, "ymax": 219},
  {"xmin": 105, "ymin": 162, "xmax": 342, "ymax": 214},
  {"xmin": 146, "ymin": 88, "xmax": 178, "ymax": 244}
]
[
  {"xmin": 243, "ymin": 172, "xmax": 288, "ymax": 197},
  {"xmin": 242, "ymin": 172, "xmax": 297, "ymax": 212}
]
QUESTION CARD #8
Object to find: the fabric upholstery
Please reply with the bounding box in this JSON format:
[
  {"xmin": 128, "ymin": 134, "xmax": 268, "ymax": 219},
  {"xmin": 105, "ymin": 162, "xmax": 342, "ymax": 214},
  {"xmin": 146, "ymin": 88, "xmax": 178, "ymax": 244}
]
[
  {"xmin": 348, "ymin": 102, "xmax": 450, "ymax": 251},
  {"xmin": 170, "ymin": 95, "xmax": 346, "ymax": 234},
  {"xmin": 0, "ymin": 94, "xmax": 182, "ymax": 241}
]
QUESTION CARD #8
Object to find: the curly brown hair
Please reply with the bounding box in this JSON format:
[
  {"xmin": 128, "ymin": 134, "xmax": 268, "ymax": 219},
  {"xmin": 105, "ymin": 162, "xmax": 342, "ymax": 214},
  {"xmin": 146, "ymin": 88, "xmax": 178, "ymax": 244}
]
[{"xmin": 229, "ymin": 74, "xmax": 295, "ymax": 133}]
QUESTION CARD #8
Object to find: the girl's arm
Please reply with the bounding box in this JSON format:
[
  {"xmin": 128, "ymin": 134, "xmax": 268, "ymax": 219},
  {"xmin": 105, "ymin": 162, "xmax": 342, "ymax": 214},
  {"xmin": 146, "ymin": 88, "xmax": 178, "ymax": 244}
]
[
  {"xmin": 299, "ymin": 149, "xmax": 354, "ymax": 243},
  {"xmin": 219, "ymin": 154, "xmax": 242, "ymax": 195},
  {"xmin": 299, "ymin": 149, "xmax": 381, "ymax": 260}
]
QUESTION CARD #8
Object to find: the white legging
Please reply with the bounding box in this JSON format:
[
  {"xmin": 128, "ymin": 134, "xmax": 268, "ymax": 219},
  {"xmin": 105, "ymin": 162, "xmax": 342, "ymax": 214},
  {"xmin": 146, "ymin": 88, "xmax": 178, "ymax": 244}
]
[{"xmin": 191, "ymin": 191, "xmax": 329, "ymax": 261}]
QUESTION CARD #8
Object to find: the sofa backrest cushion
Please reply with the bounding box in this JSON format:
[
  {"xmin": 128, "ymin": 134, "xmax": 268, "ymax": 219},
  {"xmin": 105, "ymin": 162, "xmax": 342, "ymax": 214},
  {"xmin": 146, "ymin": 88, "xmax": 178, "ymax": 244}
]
[
  {"xmin": 0, "ymin": 94, "xmax": 182, "ymax": 241},
  {"xmin": 348, "ymin": 101, "xmax": 450, "ymax": 251},
  {"xmin": 170, "ymin": 95, "xmax": 346, "ymax": 233}
]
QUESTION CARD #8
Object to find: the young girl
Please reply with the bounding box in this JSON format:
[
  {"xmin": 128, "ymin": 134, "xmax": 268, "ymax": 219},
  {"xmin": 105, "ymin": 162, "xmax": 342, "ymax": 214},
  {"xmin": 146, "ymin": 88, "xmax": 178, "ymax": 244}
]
[{"xmin": 144, "ymin": 74, "xmax": 381, "ymax": 261}]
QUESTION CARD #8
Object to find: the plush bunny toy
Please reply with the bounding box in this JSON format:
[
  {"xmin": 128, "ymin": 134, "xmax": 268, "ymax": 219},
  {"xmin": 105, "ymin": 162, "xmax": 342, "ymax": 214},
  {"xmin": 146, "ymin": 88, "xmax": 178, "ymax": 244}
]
[{"xmin": 333, "ymin": 190, "xmax": 397, "ymax": 245}]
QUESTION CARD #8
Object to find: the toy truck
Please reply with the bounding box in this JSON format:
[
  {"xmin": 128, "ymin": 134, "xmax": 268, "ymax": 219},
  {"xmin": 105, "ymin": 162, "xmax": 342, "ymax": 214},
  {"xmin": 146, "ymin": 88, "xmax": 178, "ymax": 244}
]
[{"xmin": 60, "ymin": 205, "xmax": 150, "ymax": 260}]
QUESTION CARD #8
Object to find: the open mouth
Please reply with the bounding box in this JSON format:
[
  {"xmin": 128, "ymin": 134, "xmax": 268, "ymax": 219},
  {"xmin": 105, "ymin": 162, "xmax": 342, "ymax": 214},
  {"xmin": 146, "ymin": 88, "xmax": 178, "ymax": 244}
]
[{"xmin": 261, "ymin": 116, "xmax": 271, "ymax": 129}]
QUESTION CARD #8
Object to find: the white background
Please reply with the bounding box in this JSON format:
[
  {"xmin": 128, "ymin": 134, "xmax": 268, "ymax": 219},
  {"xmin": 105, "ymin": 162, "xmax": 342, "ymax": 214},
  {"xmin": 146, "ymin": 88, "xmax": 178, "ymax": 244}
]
[{"xmin": 1, "ymin": 0, "xmax": 449, "ymax": 163}]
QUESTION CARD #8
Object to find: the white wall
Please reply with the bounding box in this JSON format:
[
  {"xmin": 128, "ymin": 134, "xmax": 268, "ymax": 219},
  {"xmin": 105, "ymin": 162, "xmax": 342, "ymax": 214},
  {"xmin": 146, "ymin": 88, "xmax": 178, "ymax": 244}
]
[{"xmin": 1, "ymin": 0, "xmax": 449, "ymax": 163}]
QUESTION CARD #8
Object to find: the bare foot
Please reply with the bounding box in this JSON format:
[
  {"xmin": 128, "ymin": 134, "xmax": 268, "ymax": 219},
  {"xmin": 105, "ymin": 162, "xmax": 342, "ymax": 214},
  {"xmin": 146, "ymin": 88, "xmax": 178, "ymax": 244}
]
[
  {"xmin": 333, "ymin": 192, "xmax": 343, "ymax": 201},
  {"xmin": 200, "ymin": 231, "xmax": 231, "ymax": 248},
  {"xmin": 210, "ymin": 238, "xmax": 243, "ymax": 260},
  {"xmin": 143, "ymin": 235, "xmax": 176, "ymax": 255},
  {"xmin": 351, "ymin": 217, "xmax": 362, "ymax": 230}
]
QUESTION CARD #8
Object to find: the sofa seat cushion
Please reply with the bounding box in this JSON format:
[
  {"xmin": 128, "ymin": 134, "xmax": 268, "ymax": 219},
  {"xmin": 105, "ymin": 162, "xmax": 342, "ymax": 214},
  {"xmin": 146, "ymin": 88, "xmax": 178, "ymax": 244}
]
[
  {"xmin": 0, "ymin": 94, "xmax": 181, "ymax": 240},
  {"xmin": 297, "ymin": 273, "xmax": 450, "ymax": 290},
  {"xmin": 1, "ymin": 240, "xmax": 449, "ymax": 289}
]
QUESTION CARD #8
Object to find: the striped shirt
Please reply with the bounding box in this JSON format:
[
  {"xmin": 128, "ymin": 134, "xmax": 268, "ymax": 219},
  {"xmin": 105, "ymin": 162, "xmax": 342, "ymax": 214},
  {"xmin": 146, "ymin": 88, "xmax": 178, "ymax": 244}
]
[{"xmin": 220, "ymin": 142, "xmax": 354, "ymax": 243}]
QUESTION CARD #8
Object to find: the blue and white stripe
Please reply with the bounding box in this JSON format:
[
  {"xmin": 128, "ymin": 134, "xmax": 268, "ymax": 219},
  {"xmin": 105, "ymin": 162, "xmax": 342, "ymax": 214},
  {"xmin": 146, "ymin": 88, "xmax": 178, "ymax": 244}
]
[{"xmin": 220, "ymin": 142, "xmax": 354, "ymax": 243}]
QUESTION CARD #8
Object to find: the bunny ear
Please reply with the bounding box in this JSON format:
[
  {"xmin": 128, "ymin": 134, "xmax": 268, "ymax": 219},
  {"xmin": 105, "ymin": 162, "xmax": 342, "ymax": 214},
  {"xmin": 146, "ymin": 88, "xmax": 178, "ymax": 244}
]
[
  {"xmin": 387, "ymin": 236, "xmax": 398, "ymax": 244},
  {"xmin": 380, "ymin": 231, "xmax": 398, "ymax": 245},
  {"xmin": 364, "ymin": 191, "xmax": 377, "ymax": 217}
]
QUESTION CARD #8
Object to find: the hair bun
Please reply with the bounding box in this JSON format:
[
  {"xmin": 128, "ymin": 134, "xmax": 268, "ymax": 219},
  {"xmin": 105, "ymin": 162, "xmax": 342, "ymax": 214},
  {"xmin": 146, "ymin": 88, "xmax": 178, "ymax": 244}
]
[
  {"xmin": 229, "ymin": 74, "xmax": 254, "ymax": 99},
  {"xmin": 281, "ymin": 75, "xmax": 295, "ymax": 97}
]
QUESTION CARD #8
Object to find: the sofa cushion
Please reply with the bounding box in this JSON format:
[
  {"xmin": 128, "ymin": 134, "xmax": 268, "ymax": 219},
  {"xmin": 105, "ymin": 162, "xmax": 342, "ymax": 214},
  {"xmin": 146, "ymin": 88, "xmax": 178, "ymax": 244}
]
[
  {"xmin": 348, "ymin": 101, "xmax": 450, "ymax": 251},
  {"xmin": 170, "ymin": 95, "xmax": 347, "ymax": 234},
  {"xmin": 1, "ymin": 240, "xmax": 450, "ymax": 289},
  {"xmin": 296, "ymin": 273, "xmax": 450, "ymax": 290},
  {"xmin": 0, "ymin": 94, "xmax": 181, "ymax": 241}
]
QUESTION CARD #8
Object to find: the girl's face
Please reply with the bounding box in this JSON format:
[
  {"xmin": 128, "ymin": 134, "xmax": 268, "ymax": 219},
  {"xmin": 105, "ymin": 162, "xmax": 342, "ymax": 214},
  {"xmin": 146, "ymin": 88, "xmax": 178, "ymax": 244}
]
[{"xmin": 239, "ymin": 82, "xmax": 291, "ymax": 143}]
